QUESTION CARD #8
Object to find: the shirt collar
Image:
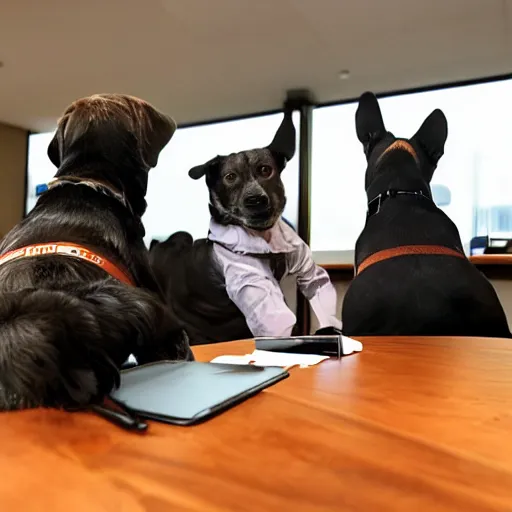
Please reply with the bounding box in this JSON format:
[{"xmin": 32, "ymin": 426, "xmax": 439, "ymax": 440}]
[{"xmin": 208, "ymin": 218, "xmax": 299, "ymax": 255}]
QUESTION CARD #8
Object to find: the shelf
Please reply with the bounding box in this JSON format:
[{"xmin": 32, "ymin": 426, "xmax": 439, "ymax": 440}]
[
  {"xmin": 469, "ymin": 254, "xmax": 512, "ymax": 265},
  {"xmin": 320, "ymin": 254, "xmax": 512, "ymax": 280}
]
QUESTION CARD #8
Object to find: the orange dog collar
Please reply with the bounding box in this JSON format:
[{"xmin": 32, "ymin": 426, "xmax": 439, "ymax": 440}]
[
  {"xmin": 356, "ymin": 244, "xmax": 466, "ymax": 275},
  {"xmin": 0, "ymin": 242, "xmax": 134, "ymax": 286}
]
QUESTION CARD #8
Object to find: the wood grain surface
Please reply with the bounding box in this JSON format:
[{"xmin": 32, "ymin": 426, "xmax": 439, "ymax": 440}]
[
  {"xmin": 469, "ymin": 254, "xmax": 512, "ymax": 266},
  {"xmin": 1, "ymin": 336, "xmax": 512, "ymax": 511}
]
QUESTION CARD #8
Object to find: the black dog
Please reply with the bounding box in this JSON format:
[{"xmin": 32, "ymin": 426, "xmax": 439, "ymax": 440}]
[
  {"xmin": 0, "ymin": 94, "xmax": 192, "ymax": 411},
  {"xmin": 150, "ymin": 112, "xmax": 342, "ymax": 344},
  {"xmin": 341, "ymin": 92, "xmax": 510, "ymax": 338},
  {"xmin": 150, "ymin": 231, "xmax": 252, "ymax": 345}
]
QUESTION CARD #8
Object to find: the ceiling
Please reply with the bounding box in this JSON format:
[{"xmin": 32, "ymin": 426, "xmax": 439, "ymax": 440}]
[{"xmin": 0, "ymin": 0, "xmax": 511, "ymax": 132}]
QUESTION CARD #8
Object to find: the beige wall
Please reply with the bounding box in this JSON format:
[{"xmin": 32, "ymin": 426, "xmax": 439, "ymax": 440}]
[
  {"xmin": 0, "ymin": 123, "xmax": 28, "ymax": 236},
  {"xmin": 309, "ymin": 280, "xmax": 512, "ymax": 334}
]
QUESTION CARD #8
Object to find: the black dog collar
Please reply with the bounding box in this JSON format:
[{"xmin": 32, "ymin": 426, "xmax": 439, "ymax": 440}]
[{"xmin": 367, "ymin": 189, "xmax": 431, "ymax": 217}]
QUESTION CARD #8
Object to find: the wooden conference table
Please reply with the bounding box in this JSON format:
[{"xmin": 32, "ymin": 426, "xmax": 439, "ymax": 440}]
[{"xmin": 1, "ymin": 336, "xmax": 512, "ymax": 511}]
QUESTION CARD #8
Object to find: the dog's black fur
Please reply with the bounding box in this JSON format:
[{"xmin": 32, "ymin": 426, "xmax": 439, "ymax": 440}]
[
  {"xmin": 0, "ymin": 94, "xmax": 192, "ymax": 411},
  {"xmin": 149, "ymin": 113, "xmax": 296, "ymax": 345},
  {"xmin": 150, "ymin": 232, "xmax": 253, "ymax": 345},
  {"xmin": 341, "ymin": 92, "xmax": 511, "ymax": 338}
]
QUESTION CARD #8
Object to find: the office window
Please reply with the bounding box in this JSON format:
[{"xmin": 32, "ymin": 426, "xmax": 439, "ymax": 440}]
[
  {"xmin": 144, "ymin": 112, "xmax": 300, "ymax": 245},
  {"xmin": 310, "ymin": 78, "xmax": 512, "ymax": 263},
  {"xmin": 25, "ymin": 112, "xmax": 300, "ymax": 246},
  {"xmin": 26, "ymin": 131, "xmax": 56, "ymax": 214}
]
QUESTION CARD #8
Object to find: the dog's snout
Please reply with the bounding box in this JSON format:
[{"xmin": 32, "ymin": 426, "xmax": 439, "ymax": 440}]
[{"xmin": 244, "ymin": 194, "xmax": 270, "ymax": 209}]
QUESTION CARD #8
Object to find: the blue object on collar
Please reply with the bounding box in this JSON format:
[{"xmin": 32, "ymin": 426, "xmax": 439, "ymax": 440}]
[{"xmin": 35, "ymin": 183, "xmax": 48, "ymax": 196}]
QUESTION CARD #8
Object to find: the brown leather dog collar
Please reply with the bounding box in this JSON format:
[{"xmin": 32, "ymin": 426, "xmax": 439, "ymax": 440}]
[
  {"xmin": 356, "ymin": 245, "xmax": 466, "ymax": 275},
  {"xmin": 0, "ymin": 242, "xmax": 135, "ymax": 286}
]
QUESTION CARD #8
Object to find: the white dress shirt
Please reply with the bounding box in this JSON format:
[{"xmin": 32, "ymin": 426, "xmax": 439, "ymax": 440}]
[{"xmin": 208, "ymin": 218, "xmax": 342, "ymax": 337}]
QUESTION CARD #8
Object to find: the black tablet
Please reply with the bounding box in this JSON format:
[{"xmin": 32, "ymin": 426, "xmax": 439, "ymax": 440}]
[{"xmin": 110, "ymin": 361, "xmax": 289, "ymax": 426}]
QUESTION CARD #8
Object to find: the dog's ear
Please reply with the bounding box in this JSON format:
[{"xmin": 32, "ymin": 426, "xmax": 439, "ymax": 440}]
[
  {"xmin": 188, "ymin": 155, "xmax": 223, "ymax": 180},
  {"xmin": 411, "ymin": 109, "xmax": 448, "ymax": 169},
  {"xmin": 47, "ymin": 134, "xmax": 61, "ymax": 168},
  {"xmin": 137, "ymin": 102, "xmax": 176, "ymax": 169},
  {"xmin": 267, "ymin": 111, "xmax": 295, "ymax": 169},
  {"xmin": 47, "ymin": 115, "xmax": 70, "ymax": 168},
  {"xmin": 47, "ymin": 95, "xmax": 176, "ymax": 171},
  {"xmin": 356, "ymin": 92, "xmax": 387, "ymax": 158}
]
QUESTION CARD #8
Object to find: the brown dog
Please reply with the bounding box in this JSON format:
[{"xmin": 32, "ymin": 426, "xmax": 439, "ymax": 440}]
[{"xmin": 0, "ymin": 94, "xmax": 192, "ymax": 411}]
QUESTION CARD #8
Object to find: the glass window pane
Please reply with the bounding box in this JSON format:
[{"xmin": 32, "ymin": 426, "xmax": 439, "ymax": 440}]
[
  {"xmin": 310, "ymin": 78, "xmax": 512, "ymax": 263},
  {"xmin": 144, "ymin": 112, "xmax": 300, "ymax": 245},
  {"xmin": 26, "ymin": 131, "xmax": 56, "ymax": 214},
  {"xmin": 25, "ymin": 112, "xmax": 300, "ymax": 247}
]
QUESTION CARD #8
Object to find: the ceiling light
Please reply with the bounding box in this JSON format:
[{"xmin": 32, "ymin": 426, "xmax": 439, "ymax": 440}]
[{"xmin": 338, "ymin": 69, "xmax": 350, "ymax": 80}]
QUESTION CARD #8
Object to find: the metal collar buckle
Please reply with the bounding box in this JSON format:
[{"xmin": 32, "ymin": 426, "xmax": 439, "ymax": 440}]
[{"xmin": 367, "ymin": 189, "xmax": 429, "ymax": 218}]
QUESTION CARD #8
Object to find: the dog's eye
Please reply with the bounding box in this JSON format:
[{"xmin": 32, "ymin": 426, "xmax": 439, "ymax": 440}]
[
  {"xmin": 224, "ymin": 173, "xmax": 237, "ymax": 184},
  {"xmin": 258, "ymin": 165, "xmax": 274, "ymax": 179}
]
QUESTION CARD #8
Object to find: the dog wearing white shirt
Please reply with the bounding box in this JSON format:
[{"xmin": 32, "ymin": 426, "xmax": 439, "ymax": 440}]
[{"xmin": 150, "ymin": 113, "xmax": 342, "ymax": 345}]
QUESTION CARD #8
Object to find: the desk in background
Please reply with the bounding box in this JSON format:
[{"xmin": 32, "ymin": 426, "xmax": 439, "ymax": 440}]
[
  {"xmin": 306, "ymin": 254, "xmax": 512, "ymax": 333},
  {"xmin": 1, "ymin": 336, "xmax": 512, "ymax": 511},
  {"xmin": 320, "ymin": 254, "xmax": 512, "ymax": 279}
]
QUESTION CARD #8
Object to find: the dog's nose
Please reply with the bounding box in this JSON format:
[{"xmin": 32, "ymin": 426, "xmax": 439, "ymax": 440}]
[{"xmin": 244, "ymin": 194, "xmax": 270, "ymax": 209}]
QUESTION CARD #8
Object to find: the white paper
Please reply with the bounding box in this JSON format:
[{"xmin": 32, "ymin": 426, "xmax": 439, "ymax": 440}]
[
  {"xmin": 210, "ymin": 337, "xmax": 363, "ymax": 369},
  {"xmin": 211, "ymin": 349, "xmax": 329, "ymax": 369},
  {"xmin": 209, "ymin": 354, "xmax": 253, "ymax": 365},
  {"xmin": 341, "ymin": 336, "xmax": 363, "ymax": 355}
]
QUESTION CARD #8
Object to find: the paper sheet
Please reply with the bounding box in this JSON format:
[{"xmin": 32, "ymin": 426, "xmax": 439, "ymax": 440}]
[
  {"xmin": 211, "ymin": 335, "xmax": 363, "ymax": 369},
  {"xmin": 341, "ymin": 336, "xmax": 364, "ymax": 355},
  {"xmin": 211, "ymin": 349, "xmax": 330, "ymax": 369}
]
